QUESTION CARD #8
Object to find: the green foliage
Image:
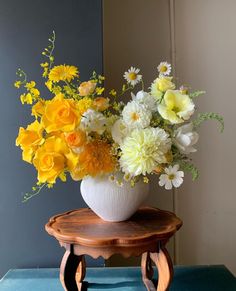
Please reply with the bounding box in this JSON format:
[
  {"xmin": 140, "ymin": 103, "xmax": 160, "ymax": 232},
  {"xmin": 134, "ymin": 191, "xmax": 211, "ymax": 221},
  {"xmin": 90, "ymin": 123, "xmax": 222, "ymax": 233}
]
[
  {"xmin": 180, "ymin": 161, "xmax": 199, "ymax": 181},
  {"xmin": 189, "ymin": 90, "xmax": 206, "ymax": 99},
  {"xmin": 22, "ymin": 183, "xmax": 46, "ymax": 203},
  {"xmin": 192, "ymin": 112, "xmax": 224, "ymax": 133}
]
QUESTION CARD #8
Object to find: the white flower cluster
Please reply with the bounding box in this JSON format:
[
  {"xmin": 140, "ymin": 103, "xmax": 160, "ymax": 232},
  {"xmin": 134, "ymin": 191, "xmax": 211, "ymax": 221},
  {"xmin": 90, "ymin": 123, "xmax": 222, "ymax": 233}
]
[
  {"xmin": 76, "ymin": 62, "xmax": 202, "ymax": 190},
  {"xmin": 109, "ymin": 63, "xmax": 200, "ymax": 189}
]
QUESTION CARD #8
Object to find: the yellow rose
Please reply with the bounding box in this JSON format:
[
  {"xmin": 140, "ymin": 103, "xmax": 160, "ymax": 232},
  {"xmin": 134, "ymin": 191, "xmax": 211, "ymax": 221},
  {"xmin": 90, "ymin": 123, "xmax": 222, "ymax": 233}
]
[
  {"xmin": 16, "ymin": 120, "xmax": 44, "ymax": 163},
  {"xmin": 42, "ymin": 93, "xmax": 79, "ymax": 133},
  {"xmin": 151, "ymin": 76, "xmax": 175, "ymax": 99},
  {"xmin": 32, "ymin": 100, "xmax": 45, "ymax": 117},
  {"xmin": 78, "ymin": 81, "xmax": 96, "ymax": 96},
  {"xmin": 33, "ymin": 136, "xmax": 78, "ymax": 184}
]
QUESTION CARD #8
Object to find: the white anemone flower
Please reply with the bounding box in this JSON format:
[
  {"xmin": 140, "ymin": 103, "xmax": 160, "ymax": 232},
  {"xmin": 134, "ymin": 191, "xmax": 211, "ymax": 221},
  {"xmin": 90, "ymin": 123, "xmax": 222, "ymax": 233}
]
[
  {"xmin": 159, "ymin": 164, "xmax": 184, "ymax": 190},
  {"xmin": 174, "ymin": 123, "xmax": 199, "ymax": 154},
  {"xmin": 80, "ymin": 109, "xmax": 107, "ymax": 134},
  {"xmin": 131, "ymin": 90, "xmax": 157, "ymax": 112},
  {"xmin": 122, "ymin": 101, "xmax": 151, "ymax": 129},
  {"xmin": 123, "ymin": 66, "xmax": 142, "ymax": 86},
  {"xmin": 157, "ymin": 61, "xmax": 172, "ymax": 76}
]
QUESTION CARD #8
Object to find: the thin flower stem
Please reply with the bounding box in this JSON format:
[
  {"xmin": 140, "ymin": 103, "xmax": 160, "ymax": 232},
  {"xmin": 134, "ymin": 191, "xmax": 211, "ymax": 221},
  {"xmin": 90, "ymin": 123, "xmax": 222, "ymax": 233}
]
[
  {"xmin": 22, "ymin": 183, "xmax": 46, "ymax": 203},
  {"xmin": 141, "ymin": 79, "xmax": 144, "ymax": 91},
  {"xmin": 120, "ymin": 84, "xmax": 133, "ymax": 97},
  {"xmin": 48, "ymin": 31, "xmax": 56, "ymax": 69}
]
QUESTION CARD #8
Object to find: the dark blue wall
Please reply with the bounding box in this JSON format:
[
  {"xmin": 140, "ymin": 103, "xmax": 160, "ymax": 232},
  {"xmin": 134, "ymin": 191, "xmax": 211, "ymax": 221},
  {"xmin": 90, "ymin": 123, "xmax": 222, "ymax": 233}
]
[{"xmin": 0, "ymin": 0, "xmax": 103, "ymax": 277}]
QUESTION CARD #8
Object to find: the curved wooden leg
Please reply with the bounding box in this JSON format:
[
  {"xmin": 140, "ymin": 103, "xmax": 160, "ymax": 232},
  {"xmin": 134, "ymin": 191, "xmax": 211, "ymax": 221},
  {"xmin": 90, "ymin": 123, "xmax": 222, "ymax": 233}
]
[
  {"xmin": 141, "ymin": 252, "xmax": 155, "ymax": 291},
  {"xmin": 150, "ymin": 248, "xmax": 173, "ymax": 291},
  {"xmin": 60, "ymin": 250, "xmax": 86, "ymax": 291}
]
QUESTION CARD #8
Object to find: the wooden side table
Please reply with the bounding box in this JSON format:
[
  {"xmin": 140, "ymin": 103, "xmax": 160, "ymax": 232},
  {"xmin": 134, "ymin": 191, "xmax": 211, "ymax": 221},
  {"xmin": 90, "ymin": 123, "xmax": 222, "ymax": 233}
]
[{"xmin": 45, "ymin": 207, "xmax": 182, "ymax": 291}]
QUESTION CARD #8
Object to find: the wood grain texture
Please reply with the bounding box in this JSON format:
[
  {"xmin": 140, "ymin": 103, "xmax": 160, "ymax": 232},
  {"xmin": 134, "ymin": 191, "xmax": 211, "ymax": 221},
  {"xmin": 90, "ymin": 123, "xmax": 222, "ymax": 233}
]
[
  {"xmin": 46, "ymin": 207, "xmax": 182, "ymax": 291},
  {"xmin": 141, "ymin": 249, "xmax": 173, "ymax": 291},
  {"xmin": 151, "ymin": 248, "xmax": 173, "ymax": 291},
  {"xmin": 45, "ymin": 207, "xmax": 182, "ymax": 247},
  {"xmin": 60, "ymin": 251, "xmax": 86, "ymax": 291}
]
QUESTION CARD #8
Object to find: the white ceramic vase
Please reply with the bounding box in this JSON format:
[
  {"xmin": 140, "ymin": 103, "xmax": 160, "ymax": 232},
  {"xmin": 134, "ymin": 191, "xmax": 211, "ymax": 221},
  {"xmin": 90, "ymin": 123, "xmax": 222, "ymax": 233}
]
[{"xmin": 80, "ymin": 176, "xmax": 150, "ymax": 222}]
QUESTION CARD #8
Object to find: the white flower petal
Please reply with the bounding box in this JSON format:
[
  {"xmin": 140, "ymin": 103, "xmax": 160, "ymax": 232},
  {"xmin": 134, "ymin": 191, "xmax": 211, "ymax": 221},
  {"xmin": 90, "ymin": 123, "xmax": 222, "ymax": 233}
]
[
  {"xmin": 175, "ymin": 171, "xmax": 184, "ymax": 178},
  {"xmin": 172, "ymin": 164, "xmax": 180, "ymax": 172},
  {"xmin": 165, "ymin": 180, "xmax": 173, "ymax": 190},
  {"xmin": 172, "ymin": 177, "xmax": 183, "ymax": 188}
]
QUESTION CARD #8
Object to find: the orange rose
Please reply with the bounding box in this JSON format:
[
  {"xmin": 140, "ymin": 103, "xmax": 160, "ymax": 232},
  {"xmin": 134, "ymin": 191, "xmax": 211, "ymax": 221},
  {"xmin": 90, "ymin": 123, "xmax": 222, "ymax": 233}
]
[
  {"xmin": 78, "ymin": 81, "xmax": 96, "ymax": 96},
  {"xmin": 65, "ymin": 130, "xmax": 87, "ymax": 148},
  {"xmin": 93, "ymin": 97, "xmax": 109, "ymax": 111}
]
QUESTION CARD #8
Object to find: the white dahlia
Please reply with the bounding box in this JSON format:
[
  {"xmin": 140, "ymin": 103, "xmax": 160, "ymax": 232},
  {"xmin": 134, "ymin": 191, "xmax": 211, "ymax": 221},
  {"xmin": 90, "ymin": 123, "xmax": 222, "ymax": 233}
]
[
  {"xmin": 122, "ymin": 101, "xmax": 151, "ymax": 129},
  {"xmin": 80, "ymin": 109, "xmax": 107, "ymax": 134},
  {"xmin": 131, "ymin": 90, "xmax": 157, "ymax": 112},
  {"xmin": 120, "ymin": 127, "xmax": 171, "ymax": 176},
  {"xmin": 111, "ymin": 119, "xmax": 129, "ymax": 145}
]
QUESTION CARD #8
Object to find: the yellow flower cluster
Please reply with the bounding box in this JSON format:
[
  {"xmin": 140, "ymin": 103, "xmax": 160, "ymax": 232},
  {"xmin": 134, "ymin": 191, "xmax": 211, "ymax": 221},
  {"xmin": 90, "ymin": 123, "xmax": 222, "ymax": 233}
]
[
  {"xmin": 15, "ymin": 48, "xmax": 112, "ymax": 187},
  {"xmin": 20, "ymin": 81, "xmax": 40, "ymax": 105},
  {"xmin": 16, "ymin": 89, "xmax": 115, "ymax": 185}
]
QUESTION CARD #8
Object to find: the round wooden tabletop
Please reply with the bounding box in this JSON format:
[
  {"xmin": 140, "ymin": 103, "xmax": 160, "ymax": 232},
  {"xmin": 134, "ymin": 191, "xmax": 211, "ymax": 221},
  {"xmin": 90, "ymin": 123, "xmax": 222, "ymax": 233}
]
[{"xmin": 45, "ymin": 207, "xmax": 182, "ymax": 247}]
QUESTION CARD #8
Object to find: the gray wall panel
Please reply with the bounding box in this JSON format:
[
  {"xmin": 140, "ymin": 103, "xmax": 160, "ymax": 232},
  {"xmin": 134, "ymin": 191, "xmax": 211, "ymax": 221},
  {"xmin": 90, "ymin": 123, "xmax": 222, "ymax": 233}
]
[{"xmin": 0, "ymin": 0, "xmax": 103, "ymax": 277}]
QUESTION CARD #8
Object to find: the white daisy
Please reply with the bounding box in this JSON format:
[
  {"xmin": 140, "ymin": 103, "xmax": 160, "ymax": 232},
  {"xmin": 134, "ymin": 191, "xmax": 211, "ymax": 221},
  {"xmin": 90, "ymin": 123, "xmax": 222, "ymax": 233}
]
[
  {"xmin": 123, "ymin": 66, "xmax": 142, "ymax": 86},
  {"xmin": 108, "ymin": 174, "xmax": 116, "ymax": 182},
  {"xmin": 122, "ymin": 101, "xmax": 151, "ymax": 129},
  {"xmin": 159, "ymin": 164, "xmax": 184, "ymax": 190},
  {"xmin": 157, "ymin": 62, "xmax": 172, "ymax": 76}
]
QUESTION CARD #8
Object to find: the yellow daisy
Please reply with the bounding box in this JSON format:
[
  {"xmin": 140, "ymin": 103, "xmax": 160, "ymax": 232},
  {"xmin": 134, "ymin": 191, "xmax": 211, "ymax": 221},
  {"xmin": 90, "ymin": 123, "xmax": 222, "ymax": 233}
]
[{"xmin": 49, "ymin": 65, "xmax": 78, "ymax": 82}]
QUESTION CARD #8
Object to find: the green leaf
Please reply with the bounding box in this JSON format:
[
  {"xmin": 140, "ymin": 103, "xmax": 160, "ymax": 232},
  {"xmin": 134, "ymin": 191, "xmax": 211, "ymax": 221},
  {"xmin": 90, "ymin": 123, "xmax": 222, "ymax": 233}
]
[
  {"xmin": 192, "ymin": 112, "xmax": 224, "ymax": 133},
  {"xmin": 180, "ymin": 161, "xmax": 199, "ymax": 181},
  {"xmin": 189, "ymin": 90, "xmax": 206, "ymax": 99}
]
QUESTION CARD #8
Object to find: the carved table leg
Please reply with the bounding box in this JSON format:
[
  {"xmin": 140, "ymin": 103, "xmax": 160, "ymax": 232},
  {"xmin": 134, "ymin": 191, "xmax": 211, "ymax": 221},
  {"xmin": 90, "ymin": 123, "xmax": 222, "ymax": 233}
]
[
  {"xmin": 141, "ymin": 252, "xmax": 155, "ymax": 291},
  {"xmin": 60, "ymin": 250, "xmax": 86, "ymax": 291},
  {"xmin": 141, "ymin": 248, "xmax": 173, "ymax": 291}
]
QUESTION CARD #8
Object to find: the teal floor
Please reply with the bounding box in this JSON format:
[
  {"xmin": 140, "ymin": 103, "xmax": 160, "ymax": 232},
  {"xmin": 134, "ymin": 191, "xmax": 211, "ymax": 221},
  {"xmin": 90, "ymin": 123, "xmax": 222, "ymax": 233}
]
[{"xmin": 0, "ymin": 266, "xmax": 236, "ymax": 291}]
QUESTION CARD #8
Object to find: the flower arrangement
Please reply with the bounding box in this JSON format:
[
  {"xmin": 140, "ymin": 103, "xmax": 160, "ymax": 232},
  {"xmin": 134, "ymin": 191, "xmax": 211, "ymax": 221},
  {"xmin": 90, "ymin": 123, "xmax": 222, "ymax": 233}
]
[{"xmin": 15, "ymin": 32, "xmax": 224, "ymax": 201}]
